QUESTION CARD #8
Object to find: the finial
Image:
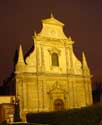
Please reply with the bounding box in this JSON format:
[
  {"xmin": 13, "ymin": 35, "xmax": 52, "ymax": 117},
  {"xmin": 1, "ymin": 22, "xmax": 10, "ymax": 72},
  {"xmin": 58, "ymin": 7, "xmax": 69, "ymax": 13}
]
[
  {"xmin": 34, "ymin": 31, "xmax": 37, "ymax": 36},
  {"xmin": 51, "ymin": 12, "xmax": 54, "ymax": 18},
  {"xmin": 17, "ymin": 44, "xmax": 25, "ymax": 64},
  {"xmin": 82, "ymin": 51, "xmax": 88, "ymax": 68},
  {"xmin": 69, "ymin": 36, "xmax": 72, "ymax": 40}
]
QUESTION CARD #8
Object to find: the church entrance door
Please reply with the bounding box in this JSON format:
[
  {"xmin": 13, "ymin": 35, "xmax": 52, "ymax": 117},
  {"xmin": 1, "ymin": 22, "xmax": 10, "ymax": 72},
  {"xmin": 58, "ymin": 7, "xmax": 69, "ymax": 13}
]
[{"xmin": 54, "ymin": 99, "xmax": 64, "ymax": 111}]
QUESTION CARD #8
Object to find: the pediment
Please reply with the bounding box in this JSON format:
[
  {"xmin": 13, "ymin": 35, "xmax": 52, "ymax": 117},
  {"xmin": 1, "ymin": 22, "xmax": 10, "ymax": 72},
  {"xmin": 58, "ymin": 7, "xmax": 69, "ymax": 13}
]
[{"xmin": 48, "ymin": 82, "xmax": 68, "ymax": 95}]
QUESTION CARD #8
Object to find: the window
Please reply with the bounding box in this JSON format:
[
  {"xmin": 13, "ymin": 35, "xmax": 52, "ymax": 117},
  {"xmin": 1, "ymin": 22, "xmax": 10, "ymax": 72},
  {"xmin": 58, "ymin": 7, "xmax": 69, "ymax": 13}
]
[{"xmin": 52, "ymin": 53, "xmax": 59, "ymax": 66}]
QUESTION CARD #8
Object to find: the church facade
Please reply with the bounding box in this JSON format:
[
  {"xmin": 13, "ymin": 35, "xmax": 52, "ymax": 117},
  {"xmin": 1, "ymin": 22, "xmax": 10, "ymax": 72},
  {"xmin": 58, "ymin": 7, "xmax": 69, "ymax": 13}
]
[{"xmin": 15, "ymin": 14, "xmax": 93, "ymax": 120}]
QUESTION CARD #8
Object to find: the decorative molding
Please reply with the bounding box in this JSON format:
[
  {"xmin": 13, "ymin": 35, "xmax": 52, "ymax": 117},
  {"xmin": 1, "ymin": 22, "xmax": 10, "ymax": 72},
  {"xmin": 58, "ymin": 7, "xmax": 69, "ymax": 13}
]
[{"xmin": 48, "ymin": 47, "xmax": 61, "ymax": 55}]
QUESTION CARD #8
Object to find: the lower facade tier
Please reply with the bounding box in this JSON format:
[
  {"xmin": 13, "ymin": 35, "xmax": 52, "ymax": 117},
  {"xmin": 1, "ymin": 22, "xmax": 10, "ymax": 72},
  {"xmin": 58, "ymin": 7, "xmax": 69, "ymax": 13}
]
[{"xmin": 16, "ymin": 74, "xmax": 93, "ymax": 121}]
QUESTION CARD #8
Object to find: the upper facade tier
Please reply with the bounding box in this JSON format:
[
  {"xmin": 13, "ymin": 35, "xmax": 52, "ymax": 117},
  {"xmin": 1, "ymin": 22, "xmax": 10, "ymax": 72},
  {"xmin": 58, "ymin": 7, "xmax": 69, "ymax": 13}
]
[
  {"xmin": 16, "ymin": 14, "xmax": 90, "ymax": 76},
  {"xmin": 42, "ymin": 13, "xmax": 64, "ymax": 26},
  {"xmin": 37, "ymin": 14, "xmax": 70, "ymax": 40}
]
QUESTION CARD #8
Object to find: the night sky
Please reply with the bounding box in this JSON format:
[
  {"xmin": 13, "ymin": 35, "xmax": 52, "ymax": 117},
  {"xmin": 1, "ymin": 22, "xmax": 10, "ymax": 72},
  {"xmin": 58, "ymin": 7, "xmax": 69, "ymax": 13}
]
[{"xmin": 0, "ymin": 0, "xmax": 102, "ymax": 84}]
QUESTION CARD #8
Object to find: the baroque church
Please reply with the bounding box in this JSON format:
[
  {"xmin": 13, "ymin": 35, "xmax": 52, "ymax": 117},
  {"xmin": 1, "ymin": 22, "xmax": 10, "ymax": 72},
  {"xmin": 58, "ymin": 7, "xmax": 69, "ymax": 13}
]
[{"xmin": 15, "ymin": 14, "xmax": 93, "ymax": 120}]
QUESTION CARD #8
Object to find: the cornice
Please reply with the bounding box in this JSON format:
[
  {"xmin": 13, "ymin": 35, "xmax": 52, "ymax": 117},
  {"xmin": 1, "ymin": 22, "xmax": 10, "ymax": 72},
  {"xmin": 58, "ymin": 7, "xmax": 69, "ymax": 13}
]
[{"xmin": 15, "ymin": 72, "xmax": 91, "ymax": 78}]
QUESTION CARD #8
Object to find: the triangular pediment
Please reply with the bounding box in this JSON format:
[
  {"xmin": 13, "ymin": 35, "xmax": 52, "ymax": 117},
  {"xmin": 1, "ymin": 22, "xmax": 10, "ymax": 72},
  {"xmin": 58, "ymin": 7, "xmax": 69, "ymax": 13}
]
[
  {"xmin": 36, "ymin": 14, "xmax": 69, "ymax": 40},
  {"xmin": 48, "ymin": 82, "xmax": 67, "ymax": 94}
]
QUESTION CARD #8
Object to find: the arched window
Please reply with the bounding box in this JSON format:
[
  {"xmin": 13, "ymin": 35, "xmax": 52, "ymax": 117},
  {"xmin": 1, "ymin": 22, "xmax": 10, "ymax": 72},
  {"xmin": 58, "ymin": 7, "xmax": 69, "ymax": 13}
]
[{"xmin": 52, "ymin": 53, "xmax": 59, "ymax": 66}]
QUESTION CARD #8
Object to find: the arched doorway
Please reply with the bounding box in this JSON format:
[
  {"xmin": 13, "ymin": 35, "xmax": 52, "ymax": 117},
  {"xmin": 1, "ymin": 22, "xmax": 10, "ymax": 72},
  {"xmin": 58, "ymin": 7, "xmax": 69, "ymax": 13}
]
[{"xmin": 54, "ymin": 99, "xmax": 64, "ymax": 111}]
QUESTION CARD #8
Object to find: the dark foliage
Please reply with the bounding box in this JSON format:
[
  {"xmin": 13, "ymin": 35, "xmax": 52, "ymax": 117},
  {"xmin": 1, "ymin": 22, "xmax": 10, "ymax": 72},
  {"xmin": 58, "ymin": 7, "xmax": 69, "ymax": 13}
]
[
  {"xmin": 92, "ymin": 81, "xmax": 102, "ymax": 103},
  {"xmin": 0, "ymin": 73, "xmax": 16, "ymax": 95},
  {"xmin": 26, "ymin": 103, "xmax": 102, "ymax": 125},
  {"xmin": 0, "ymin": 49, "xmax": 18, "ymax": 95},
  {"xmin": 0, "ymin": 120, "xmax": 7, "ymax": 125}
]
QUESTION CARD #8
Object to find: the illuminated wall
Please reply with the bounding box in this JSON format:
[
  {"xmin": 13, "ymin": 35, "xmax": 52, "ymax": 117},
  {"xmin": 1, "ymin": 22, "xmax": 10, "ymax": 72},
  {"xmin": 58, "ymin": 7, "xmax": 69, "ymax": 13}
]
[{"xmin": 15, "ymin": 14, "xmax": 93, "ymax": 121}]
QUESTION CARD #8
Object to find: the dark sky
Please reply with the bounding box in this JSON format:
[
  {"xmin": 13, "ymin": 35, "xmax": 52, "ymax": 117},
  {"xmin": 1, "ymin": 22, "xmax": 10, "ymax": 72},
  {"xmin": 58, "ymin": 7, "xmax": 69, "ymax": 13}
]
[{"xmin": 0, "ymin": 0, "xmax": 102, "ymax": 84}]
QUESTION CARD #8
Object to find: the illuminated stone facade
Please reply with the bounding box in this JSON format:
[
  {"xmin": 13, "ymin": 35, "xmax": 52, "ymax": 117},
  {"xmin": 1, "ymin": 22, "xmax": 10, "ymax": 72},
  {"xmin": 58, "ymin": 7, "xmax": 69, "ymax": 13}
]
[
  {"xmin": 15, "ymin": 14, "xmax": 93, "ymax": 120},
  {"xmin": 0, "ymin": 96, "xmax": 15, "ymax": 122}
]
